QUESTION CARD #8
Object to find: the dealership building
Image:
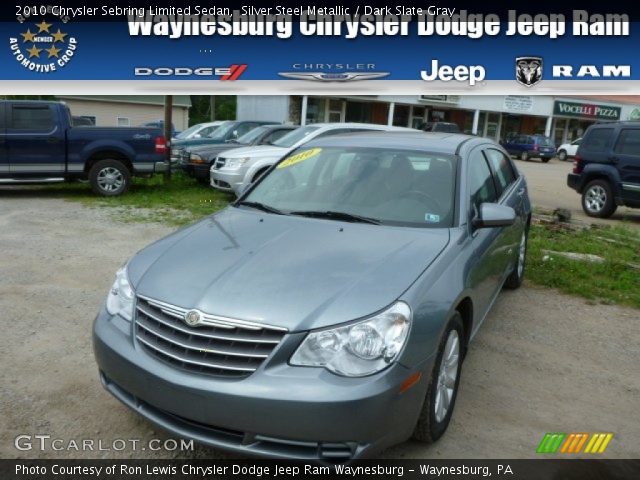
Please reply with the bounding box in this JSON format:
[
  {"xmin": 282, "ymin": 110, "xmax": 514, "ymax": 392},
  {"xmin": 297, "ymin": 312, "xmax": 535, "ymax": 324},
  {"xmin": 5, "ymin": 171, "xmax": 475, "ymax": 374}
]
[{"xmin": 237, "ymin": 95, "xmax": 640, "ymax": 145}]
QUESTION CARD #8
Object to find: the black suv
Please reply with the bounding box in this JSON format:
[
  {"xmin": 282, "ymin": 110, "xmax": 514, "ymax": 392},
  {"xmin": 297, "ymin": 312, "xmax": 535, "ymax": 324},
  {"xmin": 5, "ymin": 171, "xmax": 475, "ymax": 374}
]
[{"xmin": 567, "ymin": 122, "xmax": 640, "ymax": 218}]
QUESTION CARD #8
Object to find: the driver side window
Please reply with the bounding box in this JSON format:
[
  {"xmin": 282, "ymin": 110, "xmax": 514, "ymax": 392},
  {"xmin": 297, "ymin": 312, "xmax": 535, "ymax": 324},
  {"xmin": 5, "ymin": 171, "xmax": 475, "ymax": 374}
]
[{"xmin": 468, "ymin": 150, "xmax": 497, "ymax": 213}]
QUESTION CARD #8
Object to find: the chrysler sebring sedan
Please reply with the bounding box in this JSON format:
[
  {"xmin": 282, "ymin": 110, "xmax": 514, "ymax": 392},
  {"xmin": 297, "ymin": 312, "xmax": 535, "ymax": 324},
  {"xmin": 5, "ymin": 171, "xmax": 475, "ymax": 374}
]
[{"xmin": 93, "ymin": 132, "xmax": 531, "ymax": 460}]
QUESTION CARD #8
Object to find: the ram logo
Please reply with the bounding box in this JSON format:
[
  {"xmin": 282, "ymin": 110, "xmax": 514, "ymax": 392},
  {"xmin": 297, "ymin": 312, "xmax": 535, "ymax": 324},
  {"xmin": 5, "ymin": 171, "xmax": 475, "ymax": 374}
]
[
  {"xmin": 552, "ymin": 65, "xmax": 631, "ymax": 78},
  {"xmin": 516, "ymin": 57, "xmax": 543, "ymax": 87}
]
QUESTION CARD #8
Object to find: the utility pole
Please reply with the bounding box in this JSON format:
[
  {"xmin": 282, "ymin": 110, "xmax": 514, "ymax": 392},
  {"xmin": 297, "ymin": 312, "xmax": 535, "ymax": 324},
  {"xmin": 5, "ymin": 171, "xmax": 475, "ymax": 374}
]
[
  {"xmin": 210, "ymin": 96, "xmax": 216, "ymax": 121},
  {"xmin": 163, "ymin": 95, "xmax": 173, "ymax": 181}
]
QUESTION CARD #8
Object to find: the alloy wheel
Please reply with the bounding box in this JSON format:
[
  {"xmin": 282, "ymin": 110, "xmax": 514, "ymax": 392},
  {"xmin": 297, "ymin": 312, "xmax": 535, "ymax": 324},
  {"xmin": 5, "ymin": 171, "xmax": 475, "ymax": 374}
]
[
  {"xmin": 97, "ymin": 167, "xmax": 124, "ymax": 192},
  {"xmin": 585, "ymin": 185, "xmax": 607, "ymax": 213},
  {"xmin": 434, "ymin": 330, "xmax": 460, "ymax": 423}
]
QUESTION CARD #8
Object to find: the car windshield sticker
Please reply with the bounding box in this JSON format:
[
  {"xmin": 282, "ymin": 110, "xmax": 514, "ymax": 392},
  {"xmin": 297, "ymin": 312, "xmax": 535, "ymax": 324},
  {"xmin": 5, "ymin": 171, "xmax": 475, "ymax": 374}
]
[
  {"xmin": 425, "ymin": 213, "xmax": 440, "ymax": 223},
  {"xmin": 277, "ymin": 148, "xmax": 322, "ymax": 169}
]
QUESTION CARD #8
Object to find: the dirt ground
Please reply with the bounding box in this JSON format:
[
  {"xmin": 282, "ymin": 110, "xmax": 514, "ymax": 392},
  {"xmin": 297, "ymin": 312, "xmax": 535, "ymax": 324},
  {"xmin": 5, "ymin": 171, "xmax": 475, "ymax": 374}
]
[
  {"xmin": 1, "ymin": 195, "xmax": 639, "ymax": 460},
  {"xmin": 516, "ymin": 157, "xmax": 640, "ymax": 228}
]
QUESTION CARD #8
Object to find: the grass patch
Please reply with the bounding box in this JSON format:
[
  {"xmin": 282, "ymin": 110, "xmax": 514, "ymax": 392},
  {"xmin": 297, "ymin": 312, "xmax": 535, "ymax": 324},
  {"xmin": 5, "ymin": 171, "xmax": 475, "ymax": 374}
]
[
  {"xmin": 527, "ymin": 223, "xmax": 640, "ymax": 308},
  {"xmin": 25, "ymin": 172, "xmax": 234, "ymax": 226}
]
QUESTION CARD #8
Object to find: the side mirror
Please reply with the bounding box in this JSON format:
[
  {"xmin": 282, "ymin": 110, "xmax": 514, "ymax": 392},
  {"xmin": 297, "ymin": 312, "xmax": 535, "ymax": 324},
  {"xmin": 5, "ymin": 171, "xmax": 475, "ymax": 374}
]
[
  {"xmin": 193, "ymin": 133, "xmax": 201, "ymax": 139},
  {"xmin": 473, "ymin": 203, "xmax": 516, "ymax": 229},
  {"xmin": 232, "ymin": 130, "xmax": 239, "ymax": 139}
]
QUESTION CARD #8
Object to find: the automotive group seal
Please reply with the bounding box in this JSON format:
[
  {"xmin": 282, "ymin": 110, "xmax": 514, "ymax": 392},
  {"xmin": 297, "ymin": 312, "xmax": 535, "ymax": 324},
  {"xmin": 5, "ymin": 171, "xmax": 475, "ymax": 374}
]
[{"xmin": 9, "ymin": 16, "xmax": 77, "ymax": 73}]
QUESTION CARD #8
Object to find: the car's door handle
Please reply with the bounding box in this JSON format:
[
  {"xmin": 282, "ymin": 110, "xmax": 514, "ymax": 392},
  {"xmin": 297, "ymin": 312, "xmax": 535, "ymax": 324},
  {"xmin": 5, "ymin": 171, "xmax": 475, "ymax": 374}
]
[
  {"xmin": 609, "ymin": 156, "xmax": 619, "ymax": 164},
  {"xmin": 517, "ymin": 188, "xmax": 526, "ymax": 196},
  {"xmin": 47, "ymin": 137, "xmax": 60, "ymax": 144}
]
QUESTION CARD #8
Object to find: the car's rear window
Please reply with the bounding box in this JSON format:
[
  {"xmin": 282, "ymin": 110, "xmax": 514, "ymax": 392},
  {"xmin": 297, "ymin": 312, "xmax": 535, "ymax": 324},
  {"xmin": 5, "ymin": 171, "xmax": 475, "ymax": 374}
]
[{"xmin": 582, "ymin": 128, "xmax": 614, "ymax": 152}]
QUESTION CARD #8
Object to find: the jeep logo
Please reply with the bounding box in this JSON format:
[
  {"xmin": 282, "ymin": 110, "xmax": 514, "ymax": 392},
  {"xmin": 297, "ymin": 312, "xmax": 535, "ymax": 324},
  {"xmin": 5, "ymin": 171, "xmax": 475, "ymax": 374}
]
[
  {"xmin": 552, "ymin": 65, "xmax": 631, "ymax": 78},
  {"xmin": 420, "ymin": 60, "xmax": 485, "ymax": 86}
]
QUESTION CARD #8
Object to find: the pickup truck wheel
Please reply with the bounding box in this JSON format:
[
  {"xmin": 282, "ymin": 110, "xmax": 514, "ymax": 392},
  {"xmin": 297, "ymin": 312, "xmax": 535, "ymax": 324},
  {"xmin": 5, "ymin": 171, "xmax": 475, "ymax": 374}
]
[
  {"xmin": 520, "ymin": 151, "xmax": 529, "ymax": 161},
  {"xmin": 557, "ymin": 150, "xmax": 567, "ymax": 161},
  {"xmin": 89, "ymin": 160, "xmax": 130, "ymax": 196},
  {"xmin": 412, "ymin": 313, "xmax": 464, "ymax": 443},
  {"xmin": 582, "ymin": 180, "xmax": 617, "ymax": 218}
]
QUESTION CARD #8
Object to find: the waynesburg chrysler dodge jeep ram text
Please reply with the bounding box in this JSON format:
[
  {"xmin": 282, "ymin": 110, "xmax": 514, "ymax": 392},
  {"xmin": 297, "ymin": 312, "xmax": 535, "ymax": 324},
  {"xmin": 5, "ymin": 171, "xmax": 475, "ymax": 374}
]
[
  {"xmin": 93, "ymin": 132, "xmax": 531, "ymax": 460},
  {"xmin": 0, "ymin": 100, "xmax": 167, "ymax": 195}
]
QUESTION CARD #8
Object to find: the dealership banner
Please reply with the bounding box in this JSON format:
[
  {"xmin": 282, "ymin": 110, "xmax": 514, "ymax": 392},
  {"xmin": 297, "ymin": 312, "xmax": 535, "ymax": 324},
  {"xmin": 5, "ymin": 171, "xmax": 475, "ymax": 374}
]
[
  {"xmin": 0, "ymin": 1, "xmax": 639, "ymax": 92},
  {"xmin": 3, "ymin": 459, "xmax": 640, "ymax": 480}
]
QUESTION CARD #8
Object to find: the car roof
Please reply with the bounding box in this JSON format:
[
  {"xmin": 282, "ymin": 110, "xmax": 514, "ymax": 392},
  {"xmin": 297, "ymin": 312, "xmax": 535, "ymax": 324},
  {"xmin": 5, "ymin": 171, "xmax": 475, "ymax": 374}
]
[{"xmin": 302, "ymin": 131, "xmax": 481, "ymax": 154}]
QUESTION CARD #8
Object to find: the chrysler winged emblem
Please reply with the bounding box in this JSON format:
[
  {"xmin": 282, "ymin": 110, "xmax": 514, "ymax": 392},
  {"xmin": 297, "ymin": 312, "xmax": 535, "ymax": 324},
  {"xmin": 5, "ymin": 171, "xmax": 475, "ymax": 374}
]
[
  {"xmin": 278, "ymin": 71, "xmax": 390, "ymax": 82},
  {"xmin": 184, "ymin": 310, "xmax": 201, "ymax": 327}
]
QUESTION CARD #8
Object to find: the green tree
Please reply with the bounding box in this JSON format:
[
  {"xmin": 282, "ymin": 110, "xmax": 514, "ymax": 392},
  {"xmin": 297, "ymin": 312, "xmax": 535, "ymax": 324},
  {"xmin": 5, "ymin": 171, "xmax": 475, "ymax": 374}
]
[{"xmin": 188, "ymin": 96, "xmax": 236, "ymax": 125}]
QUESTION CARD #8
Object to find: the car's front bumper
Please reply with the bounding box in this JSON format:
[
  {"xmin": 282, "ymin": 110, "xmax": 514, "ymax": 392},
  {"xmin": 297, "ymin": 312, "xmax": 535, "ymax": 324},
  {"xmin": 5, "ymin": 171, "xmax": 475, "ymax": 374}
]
[
  {"xmin": 210, "ymin": 169, "xmax": 244, "ymax": 194},
  {"xmin": 93, "ymin": 308, "xmax": 430, "ymax": 460}
]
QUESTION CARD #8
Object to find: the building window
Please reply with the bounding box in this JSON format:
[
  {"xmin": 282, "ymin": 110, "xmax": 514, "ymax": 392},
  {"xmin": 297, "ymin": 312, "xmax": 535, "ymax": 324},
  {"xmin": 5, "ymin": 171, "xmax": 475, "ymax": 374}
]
[
  {"xmin": 117, "ymin": 117, "xmax": 130, "ymax": 127},
  {"xmin": 305, "ymin": 97, "xmax": 326, "ymax": 124},
  {"xmin": 393, "ymin": 105, "xmax": 410, "ymax": 127},
  {"xmin": 411, "ymin": 106, "xmax": 426, "ymax": 128}
]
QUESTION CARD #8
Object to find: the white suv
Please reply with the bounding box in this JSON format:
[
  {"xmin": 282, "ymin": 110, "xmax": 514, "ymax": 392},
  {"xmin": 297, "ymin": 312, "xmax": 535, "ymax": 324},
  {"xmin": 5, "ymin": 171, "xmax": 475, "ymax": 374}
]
[{"xmin": 210, "ymin": 123, "xmax": 416, "ymax": 195}]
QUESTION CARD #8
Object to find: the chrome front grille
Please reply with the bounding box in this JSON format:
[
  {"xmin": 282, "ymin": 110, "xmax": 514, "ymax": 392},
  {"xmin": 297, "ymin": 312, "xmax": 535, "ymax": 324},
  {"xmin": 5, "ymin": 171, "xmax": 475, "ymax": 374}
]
[
  {"xmin": 213, "ymin": 157, "xmax": 226, "ymax": 169},
  {"xmin": 135, "ymin": 295, "xmax": 287, "ymax": 378}
]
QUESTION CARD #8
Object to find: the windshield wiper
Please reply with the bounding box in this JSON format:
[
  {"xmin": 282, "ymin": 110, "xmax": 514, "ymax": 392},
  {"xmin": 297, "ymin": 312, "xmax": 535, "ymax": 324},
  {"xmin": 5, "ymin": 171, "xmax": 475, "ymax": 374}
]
[
  {"xmin": 235, "ymin": 201, "xmax": 284, "ymax": 215},
  {"xmin": 289, "ymin": 210, "xmax": 381, "ymax": 225}
]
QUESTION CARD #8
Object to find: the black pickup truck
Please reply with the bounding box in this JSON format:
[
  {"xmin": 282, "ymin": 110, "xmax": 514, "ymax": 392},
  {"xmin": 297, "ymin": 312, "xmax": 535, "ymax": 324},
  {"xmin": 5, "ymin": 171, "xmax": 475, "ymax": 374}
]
[{"xmin": 0, "ymin": 100, "xmax": 167, "ymax": 195}]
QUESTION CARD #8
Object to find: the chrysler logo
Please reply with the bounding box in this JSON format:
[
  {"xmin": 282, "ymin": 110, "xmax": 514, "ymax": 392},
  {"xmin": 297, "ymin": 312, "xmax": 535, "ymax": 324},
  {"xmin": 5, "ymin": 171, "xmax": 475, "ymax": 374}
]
[
  {"xmin": 278, "ymin": 71, "xmax": 390, "ymax": 82},
  {"xmin": 184, "ymin": 310, "xmax": 201, "ymax": 326}
]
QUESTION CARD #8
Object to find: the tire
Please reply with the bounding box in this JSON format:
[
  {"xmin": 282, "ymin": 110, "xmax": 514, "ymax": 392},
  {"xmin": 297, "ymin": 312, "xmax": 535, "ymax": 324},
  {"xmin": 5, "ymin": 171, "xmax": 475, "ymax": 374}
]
[
  {"xmin": 504, "ymin": 227, "xmax": 528, "ymax": 289},
  {"xmin": 557, "ymin": 150, "xmax": 567, "ymax": 161},
  {"xmin": 89, "ymin": 159, "xmax": 130, "ymax": 196},
  {"xmin": 412, "ymin": 313, "xmax": 464, "ymax": 443},
  {"xmin": 520, "ymin": 151, "xmax": 529, "ymax": 161},
  {"xmin": 582, "ymin": 179, "xmax": 617, "ymax": 218}
]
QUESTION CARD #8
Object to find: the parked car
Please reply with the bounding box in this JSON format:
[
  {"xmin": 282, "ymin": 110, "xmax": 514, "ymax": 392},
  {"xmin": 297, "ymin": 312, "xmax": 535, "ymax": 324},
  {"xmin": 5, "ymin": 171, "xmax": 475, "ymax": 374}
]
[
  {"xmin": 556, "ymin": 138, "xmax": 582, "ymax": 161},
  {"xmin": 173, "ymin": 121, "xmax": 225, "ymax": 141},
  {"xmin": 210, "ymin": 123, "xmax": 417, "ymax": 195},
  {"xmin": 180, "ymin": 125, "xmax": 297, "ymax": 182},
  {"xmin": 72, "ymin": 116, "xmax": 95, "ymax": 126},
  {"xmin": 502, "ymin": 134, "xmax": 556, "ymax": 162},
  {"xmin": 567, "ymin": 122, "xmax": 640, "ymax": 218},
  {"xmin": 419, "ymin": 121, "xmax": 461, "ymax": 133},
  {"xmin": 0, "ymin": 100, "xmax": 167, "ymax": 196},
  {"xmin": 141, "ymin": 120, "xmax": 178, "ymax": 137},
  {"xmin": 93, "ymin": 131, "xmax": 531, "ymax": 460},
  {"xmin": 170, "ymin": 120, "xmax": 278, "ymax": 161}
]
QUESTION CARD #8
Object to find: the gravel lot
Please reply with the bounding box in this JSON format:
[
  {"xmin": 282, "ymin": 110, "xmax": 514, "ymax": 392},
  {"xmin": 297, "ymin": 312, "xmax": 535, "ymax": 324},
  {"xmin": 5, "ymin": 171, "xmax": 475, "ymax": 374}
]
[{"xmin": 1, "ymin": 193, "xmax": 639, "ymax": 460}]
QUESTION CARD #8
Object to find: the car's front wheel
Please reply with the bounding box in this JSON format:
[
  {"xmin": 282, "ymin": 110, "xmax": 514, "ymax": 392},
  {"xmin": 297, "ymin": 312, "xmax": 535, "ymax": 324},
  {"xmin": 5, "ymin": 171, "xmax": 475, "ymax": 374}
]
[
  {"xmin": 520, "ymin": 151, "xmax": 529, "ymax": 161},
  {"xmin": 557, "ymin": 149, "xmax": 567, "ymax": 161},
  {"xmin": 412, "ymin": 313, "xmax": 464, "ymax": 443},
  {"xmin": 582, "ymin": 179, "xmax": 617, "ymax": 218}
]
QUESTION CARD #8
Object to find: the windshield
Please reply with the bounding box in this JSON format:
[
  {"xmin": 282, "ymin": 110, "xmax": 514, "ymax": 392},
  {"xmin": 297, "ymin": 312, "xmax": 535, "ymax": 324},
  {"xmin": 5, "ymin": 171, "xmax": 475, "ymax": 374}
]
[
  {"xmin": 242, "ymin": 146, "xmax": 457, "ymax": 227},
  {"xmin": 236, "ymin": 126, "xmax": 269, "ymax": 145},
  {"xmin": 206, "ymin": 121, "xmax": 235, "ymax": 140},
  {"xmin": 271, "ymin": 125, "xmax": 321, "ymax": 148},
  {"xmin": 177, "ymin": 124, "xmax": 214, "ymax": 139}
]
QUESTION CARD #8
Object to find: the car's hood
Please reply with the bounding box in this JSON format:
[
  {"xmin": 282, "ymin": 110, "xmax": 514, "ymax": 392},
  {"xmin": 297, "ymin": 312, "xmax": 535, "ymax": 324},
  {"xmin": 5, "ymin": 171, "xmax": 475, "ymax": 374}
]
[
  {"xmin": 219, "ymin": 145, "xmax": 289, "ymax": 159},
  {"xmin": 188, "ymin": 143, "xmax": 245, "ymax": 158},
  {"xmin": 128, "ymin": 208, "xmax": 449, "ymax": 332},
  {"xmin": 172, "ymin": 137, "xmax": 226, "ymax": 147}
]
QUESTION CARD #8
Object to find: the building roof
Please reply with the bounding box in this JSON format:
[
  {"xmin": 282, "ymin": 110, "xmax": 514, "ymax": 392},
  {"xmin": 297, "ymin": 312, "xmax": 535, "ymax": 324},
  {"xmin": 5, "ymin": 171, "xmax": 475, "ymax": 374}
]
[{"xmin": 56, "ymin": 95, "xmax": 192, "ymax": 107}]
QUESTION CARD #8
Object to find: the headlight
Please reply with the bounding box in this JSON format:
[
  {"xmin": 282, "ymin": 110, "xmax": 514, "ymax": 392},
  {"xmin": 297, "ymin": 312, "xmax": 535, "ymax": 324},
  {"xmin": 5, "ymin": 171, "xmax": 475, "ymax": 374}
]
[
  {"xmin": 105, "ymin": 266, "xmax": 135, "ymax": 321},
  {"xmin": 190, "ymin": 153, "xmax": 205, "ymax": 164},
  {"xmin": 224, "ymin": 157, "xmax": 250, "ymax": 169},
  {"xmin": 290, "ymin": 302, "xmax": 411, "ymax": 377}
]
